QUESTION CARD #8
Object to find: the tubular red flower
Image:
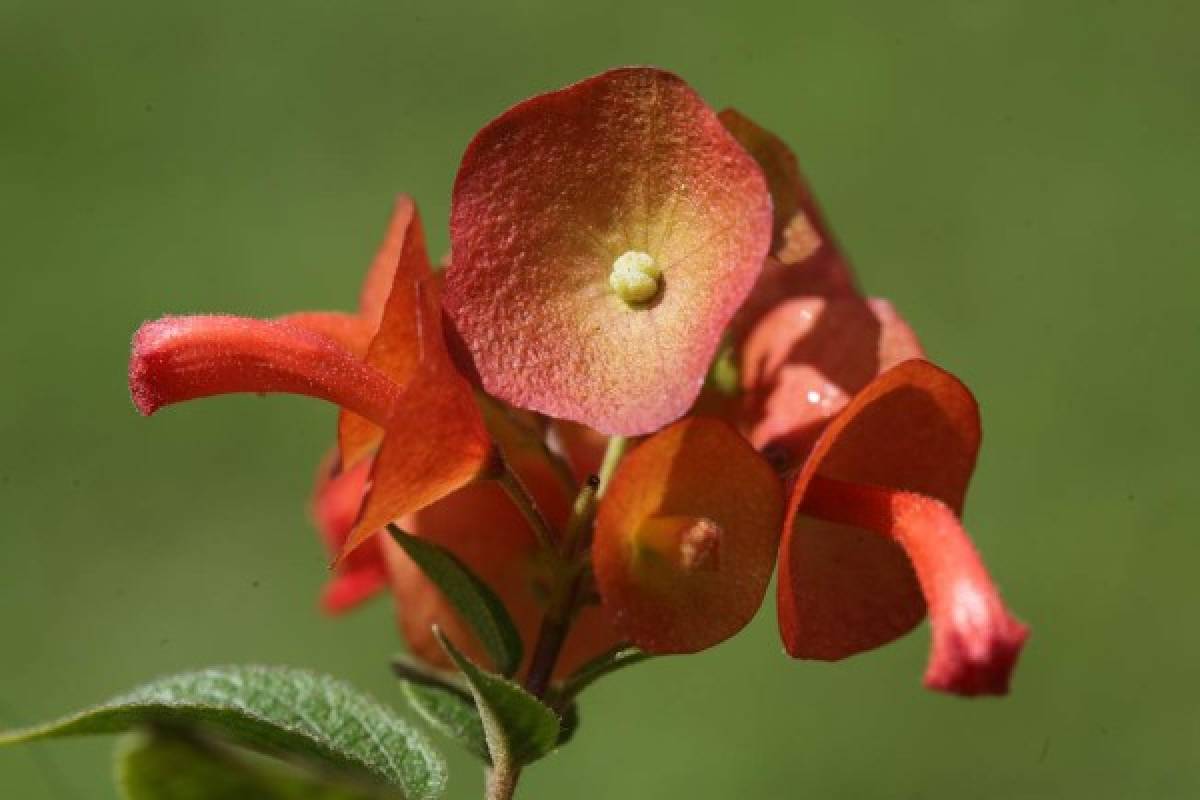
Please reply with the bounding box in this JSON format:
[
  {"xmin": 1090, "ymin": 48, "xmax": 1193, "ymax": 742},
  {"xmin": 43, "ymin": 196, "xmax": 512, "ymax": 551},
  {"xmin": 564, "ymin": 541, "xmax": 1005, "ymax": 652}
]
[
  {"xmin": 129, "ymin": 315, "xmax": 402, "ymax": 426},
  {"xmin": 778, "ymin": 359, "xmax": 1027, "ymax": 696},
  {"xmin": 800, "ymin": 475, "xmax": 1028, "ymax": 696}
]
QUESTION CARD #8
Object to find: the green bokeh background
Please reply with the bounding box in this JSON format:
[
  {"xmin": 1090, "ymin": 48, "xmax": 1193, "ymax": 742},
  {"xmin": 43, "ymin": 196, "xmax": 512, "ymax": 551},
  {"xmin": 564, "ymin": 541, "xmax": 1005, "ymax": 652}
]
[{"xmin": 2, "ymin": 0, "xmax": 1197, "ymax": 797}]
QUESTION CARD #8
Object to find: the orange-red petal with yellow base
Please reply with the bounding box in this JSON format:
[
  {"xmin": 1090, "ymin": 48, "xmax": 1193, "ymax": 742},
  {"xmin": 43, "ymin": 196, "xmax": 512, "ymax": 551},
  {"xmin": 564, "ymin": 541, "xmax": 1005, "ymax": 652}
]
[
  {"xmin": 445, "ymin": 67, "xmax": 772, "ymax": 436},
  {"xmin": 592, "ymin": 417, "xmax": 784, "ymax": 653}
]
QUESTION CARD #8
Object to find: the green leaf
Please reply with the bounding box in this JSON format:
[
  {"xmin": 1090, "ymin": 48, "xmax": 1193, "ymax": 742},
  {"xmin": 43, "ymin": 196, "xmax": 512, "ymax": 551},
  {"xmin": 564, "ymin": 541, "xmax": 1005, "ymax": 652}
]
[
  {"xmin": 557, "ymin": 645, "xmax": 650, "ymax": 701},
  {"xmin": 392, "ymin": 656, "xmax": 487, "ymax": 762},
  {"xmin": 0, "ymin": 666, "xmax": 445, "ymax": 800},
  {"xmin": 433, "ymin": 629, "xmax": 559, "ymax": 768},
  {"xmin": 388, "ymin": 525, "xmax": 523, "ymax": 677},
  {"xmin": 117, "ymin": 733, "xmax": 395, "ymax": 800},
  {"xmin": 399, "ymin": 682, "xmax": 488, "ymax": 763}
]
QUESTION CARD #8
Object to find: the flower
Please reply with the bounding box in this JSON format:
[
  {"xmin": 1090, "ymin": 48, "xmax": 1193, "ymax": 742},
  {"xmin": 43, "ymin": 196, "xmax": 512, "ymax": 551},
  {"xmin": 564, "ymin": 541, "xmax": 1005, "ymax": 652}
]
[
  {"xmin": 588, "ymin": 108, "xmax": 1027, "ymax": 696},
  {"xmin": 444, "ymin": 67, "xmax": 773, "ymax": 436},
  {"xmin": 130, "ymin": 67, "xmax": 1026, "ymax": 698}
]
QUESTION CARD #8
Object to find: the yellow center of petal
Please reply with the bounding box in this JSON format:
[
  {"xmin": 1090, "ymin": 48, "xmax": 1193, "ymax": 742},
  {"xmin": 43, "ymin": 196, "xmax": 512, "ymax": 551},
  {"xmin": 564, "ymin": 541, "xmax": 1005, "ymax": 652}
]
[{"xmin": 609, "ymin": 250, "xmax": 661, "ymax": 307}]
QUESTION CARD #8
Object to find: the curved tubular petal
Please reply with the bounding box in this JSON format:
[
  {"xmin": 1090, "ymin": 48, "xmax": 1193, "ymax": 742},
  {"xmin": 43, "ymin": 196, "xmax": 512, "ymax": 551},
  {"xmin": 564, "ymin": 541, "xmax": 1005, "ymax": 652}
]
[
  {"xmin": 800, "ymin": 475, "xmax": 1028, "ymax": 696},
  {"xmin": 593, "ymin": 417, "xmax": 784, "ymax": 654},
  {"xmin": 778, "ymin": 360, "xmax": 990, "ymax": 665},
  {"xmin": 446, "ymin": 67, "xmax": 772, "ymax": 436},
  {"xmin": 129, "ymin": 315, "xmax": 401, "ymax": 426},
  {"xmin": 277, "ymin": 311, "xmax": 374, "ymax": 357}
]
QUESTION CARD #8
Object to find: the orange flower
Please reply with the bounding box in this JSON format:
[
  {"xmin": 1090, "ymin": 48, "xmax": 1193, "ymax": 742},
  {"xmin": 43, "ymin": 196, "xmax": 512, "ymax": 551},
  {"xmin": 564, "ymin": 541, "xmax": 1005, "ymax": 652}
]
[{"xmin": 131, "ymin": 69, "xmax": 1026, "ymax": 698}]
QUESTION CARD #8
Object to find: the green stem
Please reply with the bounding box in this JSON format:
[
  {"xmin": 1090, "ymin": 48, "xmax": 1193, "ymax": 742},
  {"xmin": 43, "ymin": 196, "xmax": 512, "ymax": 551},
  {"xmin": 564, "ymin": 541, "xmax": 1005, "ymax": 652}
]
[
  {"xmin": 495, "ymin": 458, "xmax": 558, "ymax": 553},
  {"xmin": 522, "ymin": 436, "xmax": 629, "ymax": 699},
  {"xmin": 596, "ymin": 436, "xmax": 629, "ymax": 496},
  {"xmin": 485, "ymin": 763, "xmax": 521, "ymax": 800}
]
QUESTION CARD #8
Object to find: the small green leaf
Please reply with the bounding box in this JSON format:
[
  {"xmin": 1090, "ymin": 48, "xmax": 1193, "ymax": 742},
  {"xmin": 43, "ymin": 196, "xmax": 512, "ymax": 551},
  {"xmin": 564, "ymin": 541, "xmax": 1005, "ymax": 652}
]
[
  {"xmin": 117, "ymin": 733, "xmax": 395, "ymax": 800},
  {"xmin": 0, "ymin": 666, "xmax": 445, "ymax": 800},
  {"xmin": 558, "ymin": 645, "xmax": 650, "ymax": 701},
  {"xmin": 388, "ymin": 525, "xmax": 524, "ymax": 677},
  {"xmin": 400, "ymin": 682, "xmax": 489, "ymax": 763},
  {"xmin": 392, "ymin": 656, "xmax": 487, "ymax": 762},
  {"xmin": 433, "ymin": 629, "xmax": 559, "ymax": 768}
]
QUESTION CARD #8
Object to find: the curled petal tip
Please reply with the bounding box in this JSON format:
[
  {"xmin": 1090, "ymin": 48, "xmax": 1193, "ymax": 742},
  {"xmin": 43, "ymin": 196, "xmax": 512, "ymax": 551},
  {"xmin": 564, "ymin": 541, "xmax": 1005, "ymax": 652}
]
[{"xmin": 925, "ymin": 596, "xmax": 1029, "ymax": 697}]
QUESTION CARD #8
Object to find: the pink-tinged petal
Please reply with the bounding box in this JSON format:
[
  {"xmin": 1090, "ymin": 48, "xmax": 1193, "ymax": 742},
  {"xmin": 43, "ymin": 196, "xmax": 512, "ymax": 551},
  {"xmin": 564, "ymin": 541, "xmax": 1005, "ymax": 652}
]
[
  {"xmin": 445, "ymin": 67, "xmax": 772, "ymax": 436},
  {"xmin": 868, "ymin": 298, "xmax": 925, "ymax": 370},
  {"xmin": 779, "ymin": 359, "xmax": 1027, "ymax": 695},
  {"xmin": 799, "ymin": 475, "xmax": 1027, "ymax": 696},
  {"xmin": 718, "ymin": 108, "xmax": 834, "ymax": 260},
  {"xmin": 358, "ymin": 195, "xmax": 418, "ymax": 327},
  {"xmin": 129, "ymin": 315, "xmax": 401, "ymax": 426},
  {"xmin": 277, "ymin": 311, "xmax": 374, "ymax": 358},
  {"xmin": 737, "ymin": 289, "xmax": 925, "ymax": 468},
  {"xmin": 311, "ymin": 454, "xmax": 388, "ymax": 613},
  {"xmin": 592, "ymin": 417, "xmax": 784, "ymax": 653}
]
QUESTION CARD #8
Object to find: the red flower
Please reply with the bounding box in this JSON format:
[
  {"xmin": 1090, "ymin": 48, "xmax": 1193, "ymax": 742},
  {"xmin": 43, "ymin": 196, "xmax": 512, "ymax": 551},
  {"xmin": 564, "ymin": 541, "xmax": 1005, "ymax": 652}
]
[{"xmin": 130, "ymin": 67, "xmax": 1026, "ymax": 697}]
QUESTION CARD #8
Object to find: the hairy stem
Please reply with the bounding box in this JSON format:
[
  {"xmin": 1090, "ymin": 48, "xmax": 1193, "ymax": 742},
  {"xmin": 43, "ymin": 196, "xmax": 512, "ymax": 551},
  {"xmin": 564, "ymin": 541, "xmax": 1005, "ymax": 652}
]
[
  {"xmin": 485, "ymin": 763, "xmax": 521, "ymax": 800},
  {"xmin": 522, "ymin": 437, "xmax": 628, "ymax": 699}
]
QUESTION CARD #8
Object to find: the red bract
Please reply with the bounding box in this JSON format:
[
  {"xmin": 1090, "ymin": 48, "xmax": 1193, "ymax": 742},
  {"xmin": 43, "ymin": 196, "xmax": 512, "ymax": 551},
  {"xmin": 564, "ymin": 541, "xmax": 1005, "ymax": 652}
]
[
  {"xmin": 445, "ymin": 67, "xmax": 773, "ymax": 436},
  {"xmin": 593, "ymin": 417, "xmax": 783, "ymax": 653}
]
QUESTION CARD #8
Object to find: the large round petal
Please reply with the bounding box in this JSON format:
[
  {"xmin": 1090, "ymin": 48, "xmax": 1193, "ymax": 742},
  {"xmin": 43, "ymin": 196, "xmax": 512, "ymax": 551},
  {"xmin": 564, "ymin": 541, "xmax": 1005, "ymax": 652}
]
[
  {"xmin": 593, "ymin": 417, "xmax": 784, "ymax": 653},
  {"xmin": 445, "ymin": 67, "xmax": 772, "ymax": 435}
]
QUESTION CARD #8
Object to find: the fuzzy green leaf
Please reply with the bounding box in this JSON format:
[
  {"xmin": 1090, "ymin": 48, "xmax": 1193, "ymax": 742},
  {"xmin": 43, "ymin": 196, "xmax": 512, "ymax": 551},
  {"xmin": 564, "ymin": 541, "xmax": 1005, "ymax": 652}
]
[
  {"xmin": 392, "ymin": 656, "xmax": 487, "ymax": 762},
  {"xmin": 558, "ymin": 645, "xmax": 650, "ymax": 701},
  {"xmin": 117, "ymin": 733, "xmax": 395, "ymax": 800},
  {"xmin": 388, "ymin": 525, "xmax": 523, "ymax": 677},
  {"xmin": 433, "ymin": 629, "xmax": 559, "ymax": 767},
  {"xmin": 0, "ymin": 666, "xmax": 445, "ymax": 800}
]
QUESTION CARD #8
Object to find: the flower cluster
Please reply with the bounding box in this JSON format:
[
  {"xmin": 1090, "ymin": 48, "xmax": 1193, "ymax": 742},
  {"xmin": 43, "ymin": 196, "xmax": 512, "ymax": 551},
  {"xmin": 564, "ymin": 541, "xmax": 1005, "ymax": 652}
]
[{"xmin": 130, "ymin": 67, "xmax": 1026, "ymax": 697}]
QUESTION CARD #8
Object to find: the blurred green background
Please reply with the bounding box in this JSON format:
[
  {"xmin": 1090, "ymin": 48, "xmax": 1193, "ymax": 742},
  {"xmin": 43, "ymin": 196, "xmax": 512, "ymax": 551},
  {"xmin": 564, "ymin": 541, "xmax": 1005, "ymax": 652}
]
[{"xmin": 2, "ymin": 0, "xmax": 1197, "ymax": 797}]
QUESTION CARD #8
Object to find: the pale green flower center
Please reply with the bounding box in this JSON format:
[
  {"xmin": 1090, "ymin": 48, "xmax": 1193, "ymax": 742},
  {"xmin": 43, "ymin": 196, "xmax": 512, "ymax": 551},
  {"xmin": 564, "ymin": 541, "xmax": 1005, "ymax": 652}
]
[{"xmin": 609, "ymin": 250, "xmax": 661, "ymax": 307}]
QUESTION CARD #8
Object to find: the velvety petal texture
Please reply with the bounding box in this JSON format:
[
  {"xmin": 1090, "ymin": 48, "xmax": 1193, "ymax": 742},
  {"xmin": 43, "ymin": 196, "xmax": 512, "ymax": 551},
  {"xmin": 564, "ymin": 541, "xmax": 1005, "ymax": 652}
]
[
  {"xmin": 340, "ymin": 204, "xmax": 492, "ymax": 560},
  {"xmin": 445, "ymin": 67, "xmax": 772, "ymax": 435},
  {"xmin": 129, "ymin": 315, "xmax": 402, "ymax": 426},
  {"xmin": 779, "ymin": 359, "xmax": 1027, "ymax": 695},
  {"xmin": 338, "ymin": 197, "xmax": 433, "ymax": 468},
  {"xmin": 593, "ymin": 417, "xmax": 784, "ymax": 653}
]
